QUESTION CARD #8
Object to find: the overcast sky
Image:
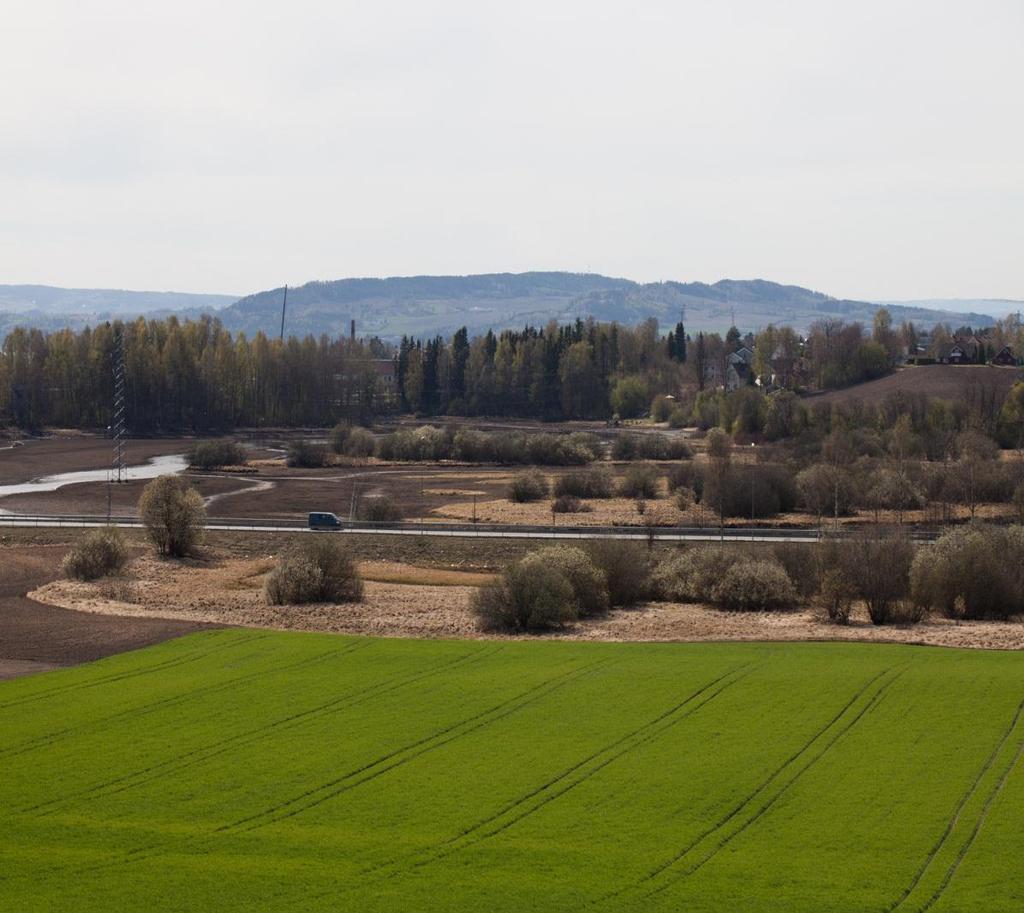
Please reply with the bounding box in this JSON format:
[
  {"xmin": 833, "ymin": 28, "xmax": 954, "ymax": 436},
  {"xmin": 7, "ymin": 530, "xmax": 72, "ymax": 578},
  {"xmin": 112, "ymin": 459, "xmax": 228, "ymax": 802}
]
[{"xmin": 1, "ymin": 0, "xmax": 1021, "ymax": 301}]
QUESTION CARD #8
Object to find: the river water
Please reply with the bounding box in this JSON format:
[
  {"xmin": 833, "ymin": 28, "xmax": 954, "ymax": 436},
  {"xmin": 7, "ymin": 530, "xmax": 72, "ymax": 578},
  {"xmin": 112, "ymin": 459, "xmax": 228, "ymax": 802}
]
[{"xmin": 0, "ymin": 453, "xmax": 188, "ymax": 502}]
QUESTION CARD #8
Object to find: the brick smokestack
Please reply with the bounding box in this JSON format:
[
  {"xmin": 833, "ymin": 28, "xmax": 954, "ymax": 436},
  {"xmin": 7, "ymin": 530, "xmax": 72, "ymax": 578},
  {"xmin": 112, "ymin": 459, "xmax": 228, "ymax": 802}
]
[{"xmin": 350, "ymin": 319, "xmax": 355, "ymax": 343}]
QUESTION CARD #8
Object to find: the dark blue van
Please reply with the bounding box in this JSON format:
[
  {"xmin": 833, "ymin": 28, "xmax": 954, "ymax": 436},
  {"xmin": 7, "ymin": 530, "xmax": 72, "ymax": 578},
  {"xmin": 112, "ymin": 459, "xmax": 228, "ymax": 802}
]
[{"xmin": 308, "ymin": 512, "xmax": 342, "ymax": 530}]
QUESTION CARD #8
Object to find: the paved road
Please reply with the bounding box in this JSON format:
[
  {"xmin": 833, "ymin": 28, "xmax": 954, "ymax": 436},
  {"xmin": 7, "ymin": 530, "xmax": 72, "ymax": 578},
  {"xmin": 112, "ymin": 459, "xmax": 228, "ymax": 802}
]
[{"xmin": 0, "ymin": 513, "xmax": 937, "ymax": 543}]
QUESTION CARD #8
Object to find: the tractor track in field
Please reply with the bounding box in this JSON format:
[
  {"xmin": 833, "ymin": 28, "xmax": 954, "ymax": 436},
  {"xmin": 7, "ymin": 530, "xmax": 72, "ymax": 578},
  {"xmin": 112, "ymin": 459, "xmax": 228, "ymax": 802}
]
[
  {"xmin": 406, "ymin": 665, "xmax": 753, "ymax": 869},
  {"xmin": 584, "ymin": 666, "xmax": 897, "ymax": 907},
  {"xmin": 19, "ymin": 643, "xmax": 500, "ymax": 817},
  {"xmin": 220, "ymin": 657, "xmax": 615, "ymax": 834},
  {"xmin": 0, "ymin": 642, "xmax": 365, "ymax": 762},
  {"xmin": 919, "ymin": 738, "xmax": 1024, "ymax": 912},
  {"xmin": 19, "ymin": 653, "xmax": 607, "ymax": 886},
  {"xmin": 0, "ymin": 629, "xmax": 263, "ymax": 712},
  {"xmin": 890, "ymin": 691, "xmax": 1024, "ymax": 913},
  {"xmin": 632, "ymin": 667, "xmax": 904, "ymax": 903},
  {"xmin": 5, "ymin": 646, "xmax": 508, "ymax": 886},
  {"xmin": 302, "ymin": 663, "xmax": 753, "ymax": 906}
]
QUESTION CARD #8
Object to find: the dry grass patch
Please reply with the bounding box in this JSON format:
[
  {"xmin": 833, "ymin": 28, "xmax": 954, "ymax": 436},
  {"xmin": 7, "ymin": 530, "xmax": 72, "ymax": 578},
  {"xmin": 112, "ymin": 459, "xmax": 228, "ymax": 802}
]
[{"xmin": 358, "ymin": 561, "xmax": 496, "ymax": 587}]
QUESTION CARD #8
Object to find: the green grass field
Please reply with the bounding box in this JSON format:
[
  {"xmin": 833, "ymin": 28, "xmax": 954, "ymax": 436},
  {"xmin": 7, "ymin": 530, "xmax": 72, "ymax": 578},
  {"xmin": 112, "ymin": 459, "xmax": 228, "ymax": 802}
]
[{"xmin": 2, "ymin": 630, "xmax": 1024, "ymax": 912}]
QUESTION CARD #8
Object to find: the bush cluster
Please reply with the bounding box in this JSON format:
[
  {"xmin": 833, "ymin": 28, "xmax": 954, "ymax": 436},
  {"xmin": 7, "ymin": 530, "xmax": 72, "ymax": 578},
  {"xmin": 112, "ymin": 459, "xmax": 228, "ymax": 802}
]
[
  {"xmin": 617, "ymin": 465, "xmax": 661, "ymax": 499},
  {"xmin": 139, "ymin": 475, "xmax": 206, "ymax": 558},
  {"xmin": 374, "ymin": 426, "xmax": 601, "ymax": 465},
  {"xmin": 583, "ymin": 539, "xmax": 650, "ymax": 606},
  {"xmin": 554, "ymin": 467, "xmax": 614, "ymax": 499},
  {"xmin": 533, "ymin": 546, "xmax": 609, "ymax": 616},
  {"xmin": 355, "ymin": 495, "xmax": 403, "ymax": 522},
  {"xmin": 62, "ymin": 527, "xmax": 129, "ymax": 581},
  {"xmin": 551, "ymin": 494, "xmax": 589, "ymax": 514},
  {"xmin": 331, "ymin": 424, "xmax": 376, "ymax": 458},
  {"xmin": 910, "ymin": 524, "xmax": 1024, "ymax": 620},
  {"xmin": 286, "ymin": 440, "xmax": 329, "ymax": 468},
  {"xmin": 265, "ymin": 538, "xmax": 364, "ymax": 605},
  {"xmin": 611, "ymin": 432, "xmax": 692, "ymax": 461},
  {"xmin": 472, "ymin": 544, "xmax": 625, "ymax": 632},
  {"xmin": 187, "ymin": 440, "xmax": 245, "ymax": 469},
  {"xmin": 508, "ymin": 470, "xmax": 549, "ymax": 503},
  {"xmin": 473, "ymin": 554, "xmax": 578, "ymax": 633},
  {"xmin": 650, "ymin": 395, "xmax": 674, "ymax": 423},
  {"xmin": 652, "ymin": 546, "xmax": 797, "ymax": 612},
  {"xmin": 713, "ymin": 560, "xmax": 797, "ymax": 612}
]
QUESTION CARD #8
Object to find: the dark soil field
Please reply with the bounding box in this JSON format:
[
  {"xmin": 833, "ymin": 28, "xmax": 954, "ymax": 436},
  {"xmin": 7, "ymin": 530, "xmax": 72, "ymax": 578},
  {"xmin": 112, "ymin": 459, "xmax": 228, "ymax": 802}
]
[
  {"xmin": 807, "ymin": 363, "xmax": 1022, "ymax": 407},
  {"xmin": 0, "ymin": 435, "xmax": 190, "ymax": 486},
  {"xmin": 0, "ymin": 544, "xmax": 215, "ymax": 680}
]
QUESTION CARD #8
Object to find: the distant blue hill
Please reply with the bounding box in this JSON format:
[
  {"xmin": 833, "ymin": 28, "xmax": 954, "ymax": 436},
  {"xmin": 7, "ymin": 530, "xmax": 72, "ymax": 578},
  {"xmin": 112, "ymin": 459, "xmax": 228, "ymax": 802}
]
[
  {"xmin": 0, "ymin": 275, "xmax": 999, "ymax": 340},
  {"xmin": 219, "ymin": 272, "xmax": 998, "ymax": 339}
]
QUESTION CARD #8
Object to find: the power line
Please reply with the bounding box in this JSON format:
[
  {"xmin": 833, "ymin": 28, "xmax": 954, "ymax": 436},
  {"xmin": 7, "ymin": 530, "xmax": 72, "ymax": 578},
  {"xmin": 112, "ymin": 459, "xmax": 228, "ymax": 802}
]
[{"xmin": 111, "ymin": 327, "xmax": 127, "ymax": 485}]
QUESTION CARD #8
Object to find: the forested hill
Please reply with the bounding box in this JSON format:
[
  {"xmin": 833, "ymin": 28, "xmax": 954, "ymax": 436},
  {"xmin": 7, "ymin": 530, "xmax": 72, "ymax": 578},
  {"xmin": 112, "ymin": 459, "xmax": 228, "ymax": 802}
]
[{"xmin": 219, "ymin": 272, "xmax": 996, "ymax": 340}]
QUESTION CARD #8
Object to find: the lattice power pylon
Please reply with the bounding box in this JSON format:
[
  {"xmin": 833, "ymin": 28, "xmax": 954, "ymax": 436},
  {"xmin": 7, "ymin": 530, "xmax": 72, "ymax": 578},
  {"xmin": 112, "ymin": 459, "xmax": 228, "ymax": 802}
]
[{"xmin": 111, "ymin": 328, "xmax": 127, "ymax": 484}]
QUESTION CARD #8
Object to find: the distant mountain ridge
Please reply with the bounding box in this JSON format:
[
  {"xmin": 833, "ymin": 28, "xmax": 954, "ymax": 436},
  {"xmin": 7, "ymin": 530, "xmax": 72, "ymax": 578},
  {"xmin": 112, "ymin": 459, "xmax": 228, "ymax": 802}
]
[
  {"xmin": 220, "ymin": 272, "xmax": 997, "ymax": 339},
  {"xmin": 0, "ymin": 275, "xmax": 1000, "ymax": 340},
  {"xmin": 0, "ymin": 284, "xmax": 238, "ymax": 338}
]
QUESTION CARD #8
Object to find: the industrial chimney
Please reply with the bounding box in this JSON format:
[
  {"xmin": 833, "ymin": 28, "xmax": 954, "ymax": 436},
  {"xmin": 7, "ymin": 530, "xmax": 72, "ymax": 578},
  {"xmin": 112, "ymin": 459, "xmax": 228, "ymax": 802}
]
[{"xmin": 350, "ymin": 319, "xmax": 356, "ymax": 343}]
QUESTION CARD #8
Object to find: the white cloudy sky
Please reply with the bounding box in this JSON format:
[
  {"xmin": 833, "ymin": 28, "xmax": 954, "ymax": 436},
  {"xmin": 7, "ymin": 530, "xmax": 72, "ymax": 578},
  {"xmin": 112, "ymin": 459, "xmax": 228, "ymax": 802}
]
[{"xmin": 1, "ymin": 0, "xmax": 1021, "ymax": 300}]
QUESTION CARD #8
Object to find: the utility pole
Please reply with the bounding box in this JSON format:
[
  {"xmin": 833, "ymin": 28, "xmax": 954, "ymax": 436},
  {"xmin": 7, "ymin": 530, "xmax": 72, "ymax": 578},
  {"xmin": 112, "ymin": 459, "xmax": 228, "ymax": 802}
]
[
  {"xmin": 750, "ymin": 442, "xmax": 756, "ymax": 527},
  {"xmin": 279, "ymin": 285, "xmax": 289, "ymax": 341}
]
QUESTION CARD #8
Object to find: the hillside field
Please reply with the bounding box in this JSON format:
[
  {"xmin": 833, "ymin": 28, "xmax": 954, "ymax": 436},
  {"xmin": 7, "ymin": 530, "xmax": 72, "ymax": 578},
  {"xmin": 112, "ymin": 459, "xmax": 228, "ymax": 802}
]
[
  {"xmin": 2, "ymin": 632, "xmax": 1024, "ymax": 912},
  {"xmin": 807, "ymin": 364, "xmax": 1021, "ymax": 407}
]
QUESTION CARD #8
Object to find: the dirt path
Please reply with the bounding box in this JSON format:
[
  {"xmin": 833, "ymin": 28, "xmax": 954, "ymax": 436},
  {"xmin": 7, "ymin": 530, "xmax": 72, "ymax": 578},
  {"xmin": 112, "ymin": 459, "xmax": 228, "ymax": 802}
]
[{"xmin": 0, "ymin": 546, "xmax": 216, "ymax": 680}]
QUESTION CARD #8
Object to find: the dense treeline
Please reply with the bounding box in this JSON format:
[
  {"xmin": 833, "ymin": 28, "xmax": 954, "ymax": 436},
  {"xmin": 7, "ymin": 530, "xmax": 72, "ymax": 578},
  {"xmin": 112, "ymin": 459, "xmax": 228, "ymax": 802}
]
[
  {"xmin": 2, "ymin": 307, "xmax": 1022, "ymax": 432},
  {"xmin": 0, "ymin": 316, "xmax": 392, "ymax": 430},
  {"xmin": 395, "ymin": 318, "xmax": 684, "ymax": 419}
]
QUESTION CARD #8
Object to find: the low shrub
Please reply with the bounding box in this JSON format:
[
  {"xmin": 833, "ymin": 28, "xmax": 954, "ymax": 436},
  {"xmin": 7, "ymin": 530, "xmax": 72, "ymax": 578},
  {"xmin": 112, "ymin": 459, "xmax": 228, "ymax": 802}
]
[
  {"xmin": 187, "ymin": 440, "xmax": 245, "ymax": 469},
  {"xmin": 612, "ymin": 432, "xmax": 692, "ymax": 461},
  {"xmin": 378, "ymin": 426, "xmax": 452, "ymax": 462},
  {"xmin": 796, "ymin": 464, "xmax": 857, "ymax": 519},
  {"xmin": 551, "ymin": 494, "xmax": 590, "ymax": 514},
  {"xmin": 650, "ymin": 395, "xmax": 674, "ymax": 423},
  {"xmin": 138, "ymin": 475, "xmax": 206, "ymax": 558},
  {"xmin": 771, "ymin": 542, "xmax": 822, "ymax": 599},
  {"xmin": 265, "ymin": 538, "xmax": 363, "ymax": 605},
  {"xmin": 711, "ymin": 560, "xmax": 797, "ymax": 612},
  {"xmin": 667, "ymin": 406, "xmax": 689, "ymax": 429},
  {"xmin": 286, "ymin": 440, "xmax": 328, "ymax": 468},
  {"xmin": 472, "ymin": 555, "xmax": 577, "ymax": 632},
  {"xmin": 387, "ymin": 428, "xmax": 602, "ymax": 465},
  {"xmin": 666, "ymin": 462, "xmax": 704, "ymax": 499},
  {"xmin": 329, "ymin": 423, "xmax": 351, "ymax": 454},
  {"xmin": 704, "ymin": 463, "xmax": 797, "ymax": 519},
  {"xmin": 652, "ymin": 546, "xmax": 741, "ymax": 602},
  {"xmin": 532, "ymin": 546, "xmax": 609, "ymax": 616},
  {"xmin": 342, "ymin": 427, "xmax": 376, "ymax": 458},
  {"xmin": 583, "ymin": 539, "xmax": 650, "ymax": 606},
  {"xmin": 910, "ymin": 524, "xmax": 1024, "ymax": 620},
  {"xmin": 62, "ymin": 527, "xmax": 128, "ymax": 581},
  {"xmin": 355, "ymin": 495, "xmax": 403, "ymax": 522},
  {"xmin": 653, "ymin": 546, "xmax": 796, "ymax": 612},
  {"xmin": 554, "ymin": 467, "xmax": 614, "ymax": 499},
  {"xmin": 819, "ymin": 568, "xmax": 854, "ymax": 625},
  {"xmin": 508, "ymin": 470, "xmax": 549, "ymax": 503},
  {"xmin": 618, "ymin": 465, "xmax": 660, "ymax": 499},
  {"xmin": 842, "ymin": 531, "xmax": 915, "ymax": 624}
]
